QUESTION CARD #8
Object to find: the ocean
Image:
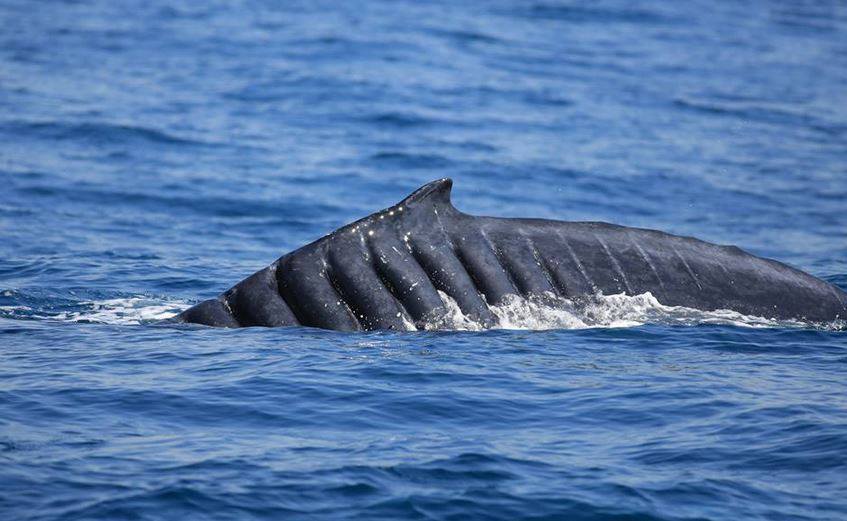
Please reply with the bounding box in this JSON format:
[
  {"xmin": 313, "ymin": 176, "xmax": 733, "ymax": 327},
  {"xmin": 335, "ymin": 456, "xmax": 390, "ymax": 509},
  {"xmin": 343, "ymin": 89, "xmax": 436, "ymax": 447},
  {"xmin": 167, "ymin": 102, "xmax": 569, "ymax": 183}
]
[{"xmin": 2, "ymin": 1, "xmax": 846, "ymax": 519}]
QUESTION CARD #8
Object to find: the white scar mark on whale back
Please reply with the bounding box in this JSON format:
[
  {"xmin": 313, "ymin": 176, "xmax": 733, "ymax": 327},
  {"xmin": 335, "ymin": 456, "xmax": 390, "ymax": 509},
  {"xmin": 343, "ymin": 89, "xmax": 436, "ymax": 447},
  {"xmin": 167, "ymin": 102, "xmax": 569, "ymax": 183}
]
[
  {"xmin": 594, "ymin": 234, "xmax": 633, "ymax": 295},
  {"xmin": 628, "ymin": 233, "xmax": 666, "ymax": 291},
  {"xmin": 555, "ymin": 230, "xmax": 597, "ymax": 292},
  {"xmin": 671, "ymin": 245, "xmax": 703, "ymax": 291}
]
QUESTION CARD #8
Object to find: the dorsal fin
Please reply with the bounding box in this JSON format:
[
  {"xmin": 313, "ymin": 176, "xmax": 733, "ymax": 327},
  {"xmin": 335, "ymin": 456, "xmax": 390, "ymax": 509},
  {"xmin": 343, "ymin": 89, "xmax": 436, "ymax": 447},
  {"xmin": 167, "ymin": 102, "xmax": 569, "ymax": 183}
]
[{"xmin": 399, "ymin": 178, "xmax": 454, "ymax": 210}]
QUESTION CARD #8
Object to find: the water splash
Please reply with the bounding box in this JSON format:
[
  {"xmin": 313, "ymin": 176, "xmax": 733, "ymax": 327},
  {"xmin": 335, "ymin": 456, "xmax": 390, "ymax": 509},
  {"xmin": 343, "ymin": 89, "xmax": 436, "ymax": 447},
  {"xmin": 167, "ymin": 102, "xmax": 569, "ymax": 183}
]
[{"xmin": 426, "ymin": 290, "xmax": 839, "ymax": 331}]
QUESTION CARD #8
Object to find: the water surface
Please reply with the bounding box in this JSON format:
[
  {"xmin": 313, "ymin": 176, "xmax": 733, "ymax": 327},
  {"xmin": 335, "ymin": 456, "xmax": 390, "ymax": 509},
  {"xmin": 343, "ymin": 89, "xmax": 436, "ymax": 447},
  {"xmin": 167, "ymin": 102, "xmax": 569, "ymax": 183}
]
[{"xmin": 2, "ymin": 1, "xmax": 846, "ymax": 519}]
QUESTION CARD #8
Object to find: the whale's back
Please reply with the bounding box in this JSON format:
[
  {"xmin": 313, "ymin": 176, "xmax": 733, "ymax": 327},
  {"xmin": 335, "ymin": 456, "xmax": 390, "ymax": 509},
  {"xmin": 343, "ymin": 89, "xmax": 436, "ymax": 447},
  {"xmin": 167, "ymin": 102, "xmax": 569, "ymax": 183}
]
[{"xmin": 177, "ymin": 179, "xmax": 847, "ymax": 329}]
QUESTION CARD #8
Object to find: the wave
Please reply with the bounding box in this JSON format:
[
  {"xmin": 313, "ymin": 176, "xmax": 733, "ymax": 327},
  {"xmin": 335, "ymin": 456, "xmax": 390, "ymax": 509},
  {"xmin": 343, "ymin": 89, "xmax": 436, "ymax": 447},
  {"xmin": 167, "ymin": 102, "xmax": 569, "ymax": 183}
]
[
  {"xmin": 0, "ymin": 120, "xmax": 209, "ymax": 147},
  {"xmin": 512, "ymin": 4, "xmax": 675, "ymax": 25},
  {"xmin": 672, "ymin": 98, "xmax": 846, "ymax": 139},
  {"xmin": 367, "ymin": 151, "xmax": 453, "ymax": 169}
]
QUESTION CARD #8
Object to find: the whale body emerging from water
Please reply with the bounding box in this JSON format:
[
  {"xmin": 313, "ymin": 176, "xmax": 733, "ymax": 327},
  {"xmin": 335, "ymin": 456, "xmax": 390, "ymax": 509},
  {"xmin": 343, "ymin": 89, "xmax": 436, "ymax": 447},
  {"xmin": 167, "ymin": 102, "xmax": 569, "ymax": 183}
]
[{"xmin": 177, "ymin": 179, "xmax": 846, "ymax": 329}]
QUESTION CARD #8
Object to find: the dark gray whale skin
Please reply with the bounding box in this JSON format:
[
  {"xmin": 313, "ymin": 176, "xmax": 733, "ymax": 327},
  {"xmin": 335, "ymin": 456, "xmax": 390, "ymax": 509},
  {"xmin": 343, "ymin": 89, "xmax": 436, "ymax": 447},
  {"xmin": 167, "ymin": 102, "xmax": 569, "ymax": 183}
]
[{"xmin": 176, "ymin": 179, "xmax": 847, "ymax": 329}]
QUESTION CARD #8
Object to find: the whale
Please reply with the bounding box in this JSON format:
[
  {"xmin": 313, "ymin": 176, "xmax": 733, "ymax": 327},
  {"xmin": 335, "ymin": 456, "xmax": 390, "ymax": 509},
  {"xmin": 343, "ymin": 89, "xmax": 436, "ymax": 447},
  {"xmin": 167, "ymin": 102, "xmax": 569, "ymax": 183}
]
[{"xmin": 176, "ymin": 178, "xmax": 847, "ymax": 329}]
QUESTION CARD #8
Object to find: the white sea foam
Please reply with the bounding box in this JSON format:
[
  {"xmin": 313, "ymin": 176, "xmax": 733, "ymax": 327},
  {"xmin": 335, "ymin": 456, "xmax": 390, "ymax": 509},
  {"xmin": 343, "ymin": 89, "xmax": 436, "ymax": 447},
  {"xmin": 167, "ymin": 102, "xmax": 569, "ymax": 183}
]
[
  {"xmin": 54, "ymin": 297, "xmax": 190, "ymax": 325},
  {"xmin": 424, "ymin": 290, "xmax": 817, "ymax": 331}
]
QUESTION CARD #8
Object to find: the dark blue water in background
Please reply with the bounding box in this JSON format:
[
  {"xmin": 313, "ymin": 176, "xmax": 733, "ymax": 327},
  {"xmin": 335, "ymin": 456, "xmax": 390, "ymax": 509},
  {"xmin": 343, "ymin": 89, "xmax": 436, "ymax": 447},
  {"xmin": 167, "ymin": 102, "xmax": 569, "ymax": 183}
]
[{"xmin": 2, "ymin": 1, "xmax": 847, "ymax": 519}]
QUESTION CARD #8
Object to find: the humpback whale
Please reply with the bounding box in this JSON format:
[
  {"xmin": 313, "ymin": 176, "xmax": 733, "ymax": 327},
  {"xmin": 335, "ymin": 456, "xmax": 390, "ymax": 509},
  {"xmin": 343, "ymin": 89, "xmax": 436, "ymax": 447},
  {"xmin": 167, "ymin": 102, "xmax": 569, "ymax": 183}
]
[{"xmin": 177, "ymin": 179, "xmax": 847, "ymax": 329}]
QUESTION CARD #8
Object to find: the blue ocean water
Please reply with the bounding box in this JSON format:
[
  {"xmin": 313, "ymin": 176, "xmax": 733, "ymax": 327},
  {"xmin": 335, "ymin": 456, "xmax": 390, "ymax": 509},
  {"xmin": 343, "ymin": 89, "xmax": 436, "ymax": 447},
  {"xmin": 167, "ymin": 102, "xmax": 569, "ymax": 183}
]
[{"xmin": 2, "ymin": 0, "xmax": 847, "ymax": 519}]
